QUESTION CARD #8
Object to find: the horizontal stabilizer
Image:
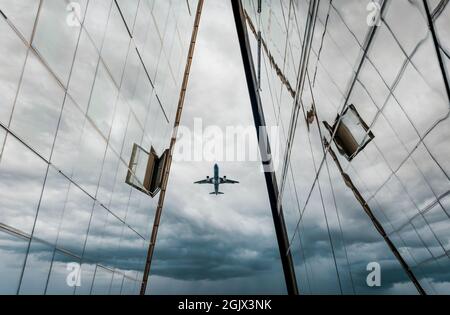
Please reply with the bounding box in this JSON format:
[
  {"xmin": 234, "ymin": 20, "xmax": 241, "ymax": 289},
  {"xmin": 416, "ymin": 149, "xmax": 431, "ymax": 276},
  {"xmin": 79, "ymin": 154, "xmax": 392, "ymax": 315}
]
[{"xmin": 210, "ymin": 192, "xmax": 224, "ymax": 195}]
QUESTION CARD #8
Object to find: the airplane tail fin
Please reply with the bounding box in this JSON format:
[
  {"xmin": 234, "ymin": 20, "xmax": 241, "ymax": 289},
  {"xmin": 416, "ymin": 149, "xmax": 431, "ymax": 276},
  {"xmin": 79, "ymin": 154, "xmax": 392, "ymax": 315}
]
[{"xmin": 210, "ymin": 192, "xmax": 224, "ymax": 195}]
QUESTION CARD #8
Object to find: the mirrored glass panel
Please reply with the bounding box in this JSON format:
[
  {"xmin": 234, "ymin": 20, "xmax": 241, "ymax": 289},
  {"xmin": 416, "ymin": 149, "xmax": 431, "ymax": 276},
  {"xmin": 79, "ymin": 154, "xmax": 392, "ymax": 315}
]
[
  {"xmin": 0, "ymin": 0, "xmax": 196, "ymax": 295},
  {"xmin": 9, "ymin": 53, "xmax": 65, "ymax": 160},
  {"xmin": 0, "ymin": 230, "xmax": 29, "ymax": 295},
  {"xmin": 0, "ymin": 16, "xmax": 27, "ymax": 125},
  {"xmin": 0, "ymin": 135, "xmax": 48, "ymax": 235},
  {"xmin": 18, "ymin": 239, "xmax": 54, "ymax": 295}
]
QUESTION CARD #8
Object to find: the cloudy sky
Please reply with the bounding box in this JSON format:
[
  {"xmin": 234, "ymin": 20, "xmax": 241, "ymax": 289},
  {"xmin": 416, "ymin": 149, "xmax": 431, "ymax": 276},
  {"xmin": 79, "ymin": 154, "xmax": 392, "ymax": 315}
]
[{"xmin": 147, "ymin": 0, "xmax": 286, "ymax": 295}]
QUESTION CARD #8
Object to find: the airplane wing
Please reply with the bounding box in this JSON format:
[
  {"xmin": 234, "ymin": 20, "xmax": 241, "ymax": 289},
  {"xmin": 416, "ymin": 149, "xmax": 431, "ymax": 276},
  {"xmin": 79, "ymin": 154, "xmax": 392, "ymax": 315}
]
[
  {"xmin": 220, "ymin": 177, "xmax": 239, "ymax": 184},
  {"xmin": 194, "ymin": 178, "xmax": 213, "ymax": 184}
]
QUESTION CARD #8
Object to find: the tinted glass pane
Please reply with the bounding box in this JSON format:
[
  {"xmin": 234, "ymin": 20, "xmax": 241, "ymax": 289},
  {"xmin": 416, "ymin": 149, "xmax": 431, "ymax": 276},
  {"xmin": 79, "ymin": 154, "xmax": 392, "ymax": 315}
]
[
  {"xmin": 0, "ymin": 231, "xmax": 28, "ymax": 295},
  {"xmin": 18, "ymin": 239, "xmax": 54, "ymax": 295},
  {"xmin": 87, "ymin": 62, "xmax": 118, "ymax": 137},
  {"xmin": 45, "ymin": 251, "xmax": 78, "ymax": 295},
  {"xmin": 32, "ymin": 0, "xmax": 81, "ymax": 85},
  {"xmin": 0, "ymin": 17, "xmax": 27, "ymax": 125},
  {"xmin": 10, "ymin": 53, "xmax": 65, "ymax": 160},
  {"xmin": 0, "ymin": 135, "xmax": 47, "ymax": 234},
  {"xmin": 0, "ymin": 0, "xmax": 40, "ymax": 41}
]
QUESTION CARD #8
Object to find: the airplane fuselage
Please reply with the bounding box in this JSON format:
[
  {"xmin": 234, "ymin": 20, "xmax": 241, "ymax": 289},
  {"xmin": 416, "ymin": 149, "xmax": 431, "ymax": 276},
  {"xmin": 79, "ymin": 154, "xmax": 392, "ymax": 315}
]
[{"xmin": 213, "ymin": 164, "xmax": 219, "ymax": 195}]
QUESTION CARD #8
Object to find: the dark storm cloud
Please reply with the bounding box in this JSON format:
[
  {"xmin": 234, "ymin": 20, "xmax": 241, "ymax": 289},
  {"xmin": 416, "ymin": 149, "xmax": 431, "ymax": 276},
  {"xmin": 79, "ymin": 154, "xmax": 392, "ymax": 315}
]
[{"xmin": 151, "ymin": 201, "xmax": 280, "ymax": 281}]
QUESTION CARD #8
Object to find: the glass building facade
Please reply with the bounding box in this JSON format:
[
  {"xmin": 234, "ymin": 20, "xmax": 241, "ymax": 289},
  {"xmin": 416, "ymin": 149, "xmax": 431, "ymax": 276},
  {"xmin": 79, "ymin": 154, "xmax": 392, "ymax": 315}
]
[
  {"xmin": 0, "ymin": 0, "xmax": 197, "ymax": 294},
  {"xmin": 241, "ymin": 0, "xmax": 450, "ymax": 294}
]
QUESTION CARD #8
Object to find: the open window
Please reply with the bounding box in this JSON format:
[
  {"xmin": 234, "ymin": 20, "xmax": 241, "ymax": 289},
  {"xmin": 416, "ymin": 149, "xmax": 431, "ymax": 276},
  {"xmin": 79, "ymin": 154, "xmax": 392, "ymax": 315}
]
[
  {"xmin": 125, "ymin": 144, "xmax": 169, "ymax": 197},
  {"xmin": 323, "ymin": 104, "xmax": 374, "ymax": 161}
]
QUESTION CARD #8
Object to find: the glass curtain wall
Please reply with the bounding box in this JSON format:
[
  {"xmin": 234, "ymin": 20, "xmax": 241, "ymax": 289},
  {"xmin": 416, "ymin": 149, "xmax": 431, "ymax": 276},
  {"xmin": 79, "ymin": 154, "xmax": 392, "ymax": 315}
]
[
  {"xmin": 0, "ymin": 0, "xmax": 196, "ymax": 295},
  {"xmin": 243, "ymin": 0, "xmax": 450, "ymax": 294}
]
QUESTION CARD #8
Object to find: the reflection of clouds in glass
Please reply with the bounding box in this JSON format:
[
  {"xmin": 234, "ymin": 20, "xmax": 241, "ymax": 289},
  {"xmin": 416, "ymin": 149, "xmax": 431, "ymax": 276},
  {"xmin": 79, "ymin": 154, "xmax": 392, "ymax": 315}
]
[
  {"xmin": 10, "ymin": 53, "xmax": 65, "ymax": 159},
  {"xmin": 0, "ymin": 0, "xmax": 196, "ymax": 295},
  {"xmin": 0, "ymin": 230, "xmax": 28, "ymax": 294},
  {"xmin": 19, "ymin": 240, "xmax": 54, "ymax": 295},
  {"xmin": 67, "ymin": 29, "xmax": 99, "ymax": 114},
  {"xmin": 101, "ymin": 4, "xmax": 130, "ymax": 85},
  {"xmin": 0, "ymin": 0, "xmax": 40, "ymax": 41},
  {"xmin": 87, "ymin": 62, "xmax": 119, "ymax": 137},
  {"xmin": 33, "ymin": 166, "xmax": 70, "ymax": 245},
  {"xmin": 33, "ymin": 0, "xmax": 81, "ymax": 85},
  {"xmin": 83, "ymin": 0, "xmax": 112, "ymax": 51},
  {"xmin": 71, "ymin": 118, "xmax": 107, "ymax": 196},
  {"xmin": 238, "ymin": 0, "xmax": 450, "ymax": 294},
  {"xmin": 50, "ymin": 96, "xmax": 86, "ymax": 178},
  {"xmin": 0, "ymin": 18, "xmax": 27, "ymax": 125},
  {"xmin": 56, "ymin": 184, "xmax": 94, "ymax": 256},
  {"xmin": 0, "ymin": 135, "xmax": 47, "ymax": 234}
]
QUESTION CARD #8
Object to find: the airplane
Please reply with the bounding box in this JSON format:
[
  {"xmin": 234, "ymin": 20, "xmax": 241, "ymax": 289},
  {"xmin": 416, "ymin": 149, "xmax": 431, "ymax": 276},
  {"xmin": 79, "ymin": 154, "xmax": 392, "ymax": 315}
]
[{"xmin": 194, "ymin": 164, "xmax": 239, "ymax": 195}]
